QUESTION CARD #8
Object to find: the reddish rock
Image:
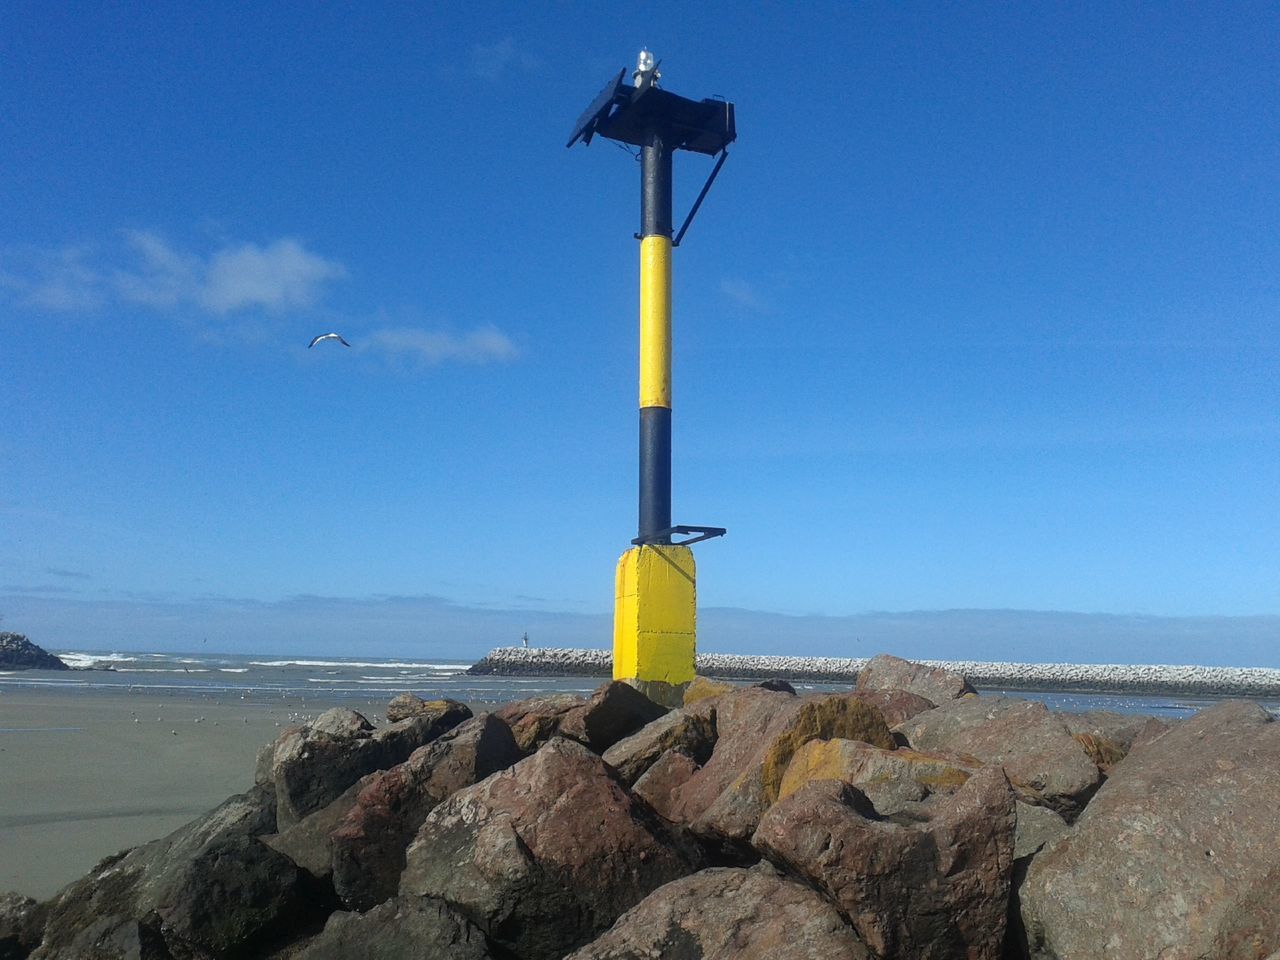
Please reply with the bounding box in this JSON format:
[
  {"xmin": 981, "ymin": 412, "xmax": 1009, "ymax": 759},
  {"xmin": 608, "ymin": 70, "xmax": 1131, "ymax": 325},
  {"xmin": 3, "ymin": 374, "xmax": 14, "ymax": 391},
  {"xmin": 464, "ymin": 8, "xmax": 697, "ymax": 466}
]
[
  {"xmin": 565, "ymin": 865, "xmax": 870, "ymax": 960},
  {"xmin": 557, "ymin": 680, "xmax": 670, "ymax": 753},
  {"xmin": 755, "ymin": 765, "xmax": 1016, "ymax": 960},
  {"xmin": 601, "ymin": 698, "xmax": 717, "ymax": 786},
  {"xmin": 893, "ymin": 695, "xmax": 1102, "ymax": 817},
  {"xmin": 330, "ymin": 714, "xmax": 522, "ymax": 910},
  {"xmin": 493, "ymin": 693, "xmax": 585, "ymax": 753},
  {"xmin": 690, "ymin": 692, "xmax": 895, "ymax": 843},
  {"xmin": 851, "ymin": 687, "xmax": 938, "ymax": 727},
  {"xmin": 778, "ymin": 737, "xmax": 979, "ymax": 816},
  {"xmin": 384, "ymin": 694, "xmax": 471, "ymax": 727},
  {"xmin": 400, "ymin": 737, "xmax": 705, "ymax": 960},
  {"xmin": 268, "ymin": 706, "xmax": 471, "ymax": 828},
  {"xmin": 1021, "ymin": 700, "xmax": 1280, "ymax": 960},
  {"xmin": 855, "ymin": 653, "xmax": 976, "ymax": 702},
  {"xmin": 632, "ymin": 749, "xmax": 702, "ymax": 820},
  {"xmin": 1058, "ymin": 709, "xmax": 1171, "ymax": 767}
]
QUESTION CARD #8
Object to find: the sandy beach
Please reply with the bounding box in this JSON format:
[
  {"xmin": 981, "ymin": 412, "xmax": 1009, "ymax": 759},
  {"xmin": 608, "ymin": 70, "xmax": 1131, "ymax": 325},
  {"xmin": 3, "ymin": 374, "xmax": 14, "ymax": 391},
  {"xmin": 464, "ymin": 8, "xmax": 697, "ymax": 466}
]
[{"xmin": 0, "ymin": 686, "xmax": 414, "ymax": 900}]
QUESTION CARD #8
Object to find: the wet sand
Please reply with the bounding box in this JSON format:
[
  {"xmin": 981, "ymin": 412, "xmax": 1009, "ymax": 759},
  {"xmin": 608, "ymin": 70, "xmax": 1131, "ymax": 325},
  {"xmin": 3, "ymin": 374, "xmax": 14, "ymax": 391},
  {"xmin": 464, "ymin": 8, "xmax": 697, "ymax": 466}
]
[{"xmin": 0, "ymin": 686, "xmax": 434, "ymax": 900}]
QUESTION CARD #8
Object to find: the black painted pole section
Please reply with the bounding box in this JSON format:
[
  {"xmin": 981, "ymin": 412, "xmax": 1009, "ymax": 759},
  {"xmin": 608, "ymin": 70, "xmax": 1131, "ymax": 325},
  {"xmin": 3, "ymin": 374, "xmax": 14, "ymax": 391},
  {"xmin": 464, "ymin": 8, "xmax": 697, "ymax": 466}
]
[{"xmin": 638, "ymin": 129, "xmax": 673, "ymax": 544}]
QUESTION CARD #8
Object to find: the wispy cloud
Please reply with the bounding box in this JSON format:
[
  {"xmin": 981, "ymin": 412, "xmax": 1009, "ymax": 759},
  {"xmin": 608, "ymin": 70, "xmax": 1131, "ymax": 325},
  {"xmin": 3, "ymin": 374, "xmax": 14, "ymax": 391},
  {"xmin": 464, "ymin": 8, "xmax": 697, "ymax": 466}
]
[
  {"xmin": 1, "ymin": 231, "xmax": 346, "ymax": 317},
  {"xmin": 358, "ymin": 326, "xmax": 518, "ymax": 366},
  {"xmin": 720, "ymin": 277, "xmax": 767, "ymax": 311},
  {"xmin": 470, "ymin": 36, "xmax": 540, "ymax": 82}
]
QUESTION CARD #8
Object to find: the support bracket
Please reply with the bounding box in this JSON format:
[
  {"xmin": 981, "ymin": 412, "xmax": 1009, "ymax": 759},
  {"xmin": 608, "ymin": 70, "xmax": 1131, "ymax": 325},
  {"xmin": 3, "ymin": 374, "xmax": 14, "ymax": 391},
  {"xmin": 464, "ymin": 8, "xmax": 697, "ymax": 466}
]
[{"xmin": 632, "ymin": 525, "xmax": 727, "ymax": 547}]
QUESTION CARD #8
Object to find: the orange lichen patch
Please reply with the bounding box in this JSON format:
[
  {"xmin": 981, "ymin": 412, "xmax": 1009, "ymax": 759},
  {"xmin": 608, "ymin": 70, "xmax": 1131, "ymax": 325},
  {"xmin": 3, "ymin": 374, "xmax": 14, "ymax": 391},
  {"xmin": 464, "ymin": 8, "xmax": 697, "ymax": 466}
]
[
  {"xmin": 683, "ymin": 676, "xmax": 736, "ymax": 705},
  {"xmin": 1072, "ymin": 732, "xmax": 1127, "ymax": 772},
  {"xmin": 761, "ymin": 696, "xmax": 896, "ymax": 804},
  {"xmin": 778, "ymin": 739, "xmax": 977, "ymax": 804}
]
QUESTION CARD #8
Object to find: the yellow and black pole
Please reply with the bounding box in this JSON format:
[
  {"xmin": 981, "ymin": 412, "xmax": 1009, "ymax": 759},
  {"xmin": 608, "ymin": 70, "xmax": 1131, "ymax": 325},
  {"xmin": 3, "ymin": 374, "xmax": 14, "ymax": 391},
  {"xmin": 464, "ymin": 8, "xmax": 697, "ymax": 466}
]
[{"xmin": 569, "ymin": 51, "xmax": 735, "ymax": 705}]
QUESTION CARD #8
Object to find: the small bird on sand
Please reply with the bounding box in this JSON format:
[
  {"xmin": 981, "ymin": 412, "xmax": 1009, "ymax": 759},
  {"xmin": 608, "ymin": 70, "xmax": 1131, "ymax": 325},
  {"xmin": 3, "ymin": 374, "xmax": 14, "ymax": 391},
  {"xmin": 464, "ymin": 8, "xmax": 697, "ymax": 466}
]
[{"xmin": 308, "ymin": 333, "xmax": 351, "ymax": 348}]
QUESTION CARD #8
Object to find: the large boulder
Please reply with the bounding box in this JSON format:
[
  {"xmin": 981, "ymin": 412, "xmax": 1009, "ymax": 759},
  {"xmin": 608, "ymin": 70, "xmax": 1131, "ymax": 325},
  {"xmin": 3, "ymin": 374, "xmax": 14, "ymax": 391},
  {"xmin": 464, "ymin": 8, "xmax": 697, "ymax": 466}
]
[
  {"xmin": 688, "ymin": 692, "xmax": 895, "ymax": 844},
  {"xmin": 632, "ymin": 749, "xmax": 703, "ymax": 820},
  {"xmin": 755, "ymin": 766, "xmax": 1016, "ymax": 960},
  {"xmin": 0, "ymin": 633, "xmax": 68, "ymax": 671},
  {"xmin": 565, "ymin": 865, "xmax": 871, "ymax": 959},
  {"xmin": 384, "ymin": 694, "xmax": 470, "ymax": 726},
  {"xmin": 492, "ymin": 693, "xmax": 586, "ymax": 753},
  {"xmin": 283, "ymin": 897, "xmax": 495, "ymax": 960},
  {"xmin": 32, "ymin": 785, "xmax": 316, "ymax": 960},
  {"xmin": 1020, "ymin": 699, "xmax": 1280, "ymax": 960},
  {"xmin": 267, "ymin": 705, "xmax": 471, "ymax": 828},
  {"xmin": 1057, "ymin": 709, "xmax": 1171, "ymax": 771},
  {"xmin": 855, "ymin": 654, "xmax": 974, "ymax": 702},
  {"xmin": 557, "ymin": 681, "xmax": 670, "ymax": 753},
  {"xmin": 778, "ymin": 738, "xmax": 979, "ymax": 816},
  {"xmin": 851, "ymin": 687, "xmax": 938, "ymax": 727},
  {"xmin": 0, "ymin": 892, "xmax": 40, "ymax": 960},
  {"xmin": 399, "ymin": 736, "xmax": 705, "ymax": 960},
  {"xmin": 893, "ymin": 696, "xmax": 1102, "ymax": 817},
  {"xmin": 601, "ymin": 698, "xmax": 717, "ymax": 786},
  {"xmin": 330, "ymin": 714, "xmax": 522, "ymax": 910}
]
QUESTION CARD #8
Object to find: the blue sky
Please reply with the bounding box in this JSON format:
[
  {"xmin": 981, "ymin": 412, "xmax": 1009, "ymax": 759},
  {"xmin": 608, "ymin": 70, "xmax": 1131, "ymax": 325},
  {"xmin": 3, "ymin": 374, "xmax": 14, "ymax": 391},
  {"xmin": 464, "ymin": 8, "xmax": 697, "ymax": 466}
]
[{"xmin": 3, "ymin": 3, "xmax": 1277, "ymax": 664}]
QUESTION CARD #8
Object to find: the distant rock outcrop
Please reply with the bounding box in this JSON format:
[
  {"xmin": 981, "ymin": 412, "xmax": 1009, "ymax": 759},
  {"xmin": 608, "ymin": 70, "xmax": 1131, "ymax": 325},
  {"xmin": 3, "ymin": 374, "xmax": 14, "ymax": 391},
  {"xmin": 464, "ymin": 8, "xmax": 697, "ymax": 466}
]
[{"xmin": 0, "ymin": 634, "xmax": 68, "ymax": 671}]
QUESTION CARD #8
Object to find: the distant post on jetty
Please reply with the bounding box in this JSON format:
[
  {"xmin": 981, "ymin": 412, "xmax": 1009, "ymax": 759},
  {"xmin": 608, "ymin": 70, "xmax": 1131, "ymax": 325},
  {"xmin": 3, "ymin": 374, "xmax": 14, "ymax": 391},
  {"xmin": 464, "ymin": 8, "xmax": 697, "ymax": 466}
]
[{"xmin": 569, "ymin": 50, "xmax": 736, "ymax": 705}]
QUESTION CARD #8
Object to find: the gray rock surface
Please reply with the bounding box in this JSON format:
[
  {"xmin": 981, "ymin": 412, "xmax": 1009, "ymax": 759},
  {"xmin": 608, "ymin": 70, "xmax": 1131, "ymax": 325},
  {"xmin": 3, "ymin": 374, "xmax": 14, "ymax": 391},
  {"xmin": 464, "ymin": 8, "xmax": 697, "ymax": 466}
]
[
  {"xmin": 282, "ymin": 897, "xmax": 494, "ymax": 960},
  {"xmin": 557, "ymin": 680, "xmax": 670, "ymax": 753},
  {"xmin": 400, "ymin": 737, "xmax": 705, "ymax": 960},
  {"xmin": 0, "ymin": 892, "xmax": 40, "ymax": 960},
  {"xmin": 1021, "ymin": 699, "xmax": 1280, "ymax": 960},
  {"xmin": 601, "ymin": 698, "xmax": 717, "ymax": 786},
  {"xmin": 0, "ymin": 633, "xmax": 68, "ymax": 671},
  {"xmin": 894, "ymin": 696, "xmax": 1102, "ymax": 817},
  {"xmin": 565, "ymin": 865, "xmax": 871, "ymax": 960},
  {"xmin": 755, "ymin": 766, "xmax": 1016, "ymax": 960},
  {"xmin": 492, "ymin": 693, "xmax": 586, "ymax": 753},
  {"xmin": 855, "ymin": 653, "xmax": 975, "ymax": 702}
]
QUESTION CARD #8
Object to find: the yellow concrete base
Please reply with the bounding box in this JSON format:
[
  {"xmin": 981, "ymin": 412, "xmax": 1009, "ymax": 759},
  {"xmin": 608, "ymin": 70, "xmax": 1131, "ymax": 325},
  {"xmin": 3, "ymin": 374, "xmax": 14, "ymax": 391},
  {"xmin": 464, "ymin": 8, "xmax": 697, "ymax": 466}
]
[{"xmin": 613, "ymin": 545, "xmax": 696, "ymax": 700}]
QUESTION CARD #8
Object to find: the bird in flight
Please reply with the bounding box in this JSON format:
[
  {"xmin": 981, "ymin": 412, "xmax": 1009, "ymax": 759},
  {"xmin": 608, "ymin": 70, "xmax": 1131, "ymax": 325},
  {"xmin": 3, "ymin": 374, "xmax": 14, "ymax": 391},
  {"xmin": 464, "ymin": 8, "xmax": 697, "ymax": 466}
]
[{"xmin": 308, "ymin": 333, "xmax": 351, "ymax": 348}]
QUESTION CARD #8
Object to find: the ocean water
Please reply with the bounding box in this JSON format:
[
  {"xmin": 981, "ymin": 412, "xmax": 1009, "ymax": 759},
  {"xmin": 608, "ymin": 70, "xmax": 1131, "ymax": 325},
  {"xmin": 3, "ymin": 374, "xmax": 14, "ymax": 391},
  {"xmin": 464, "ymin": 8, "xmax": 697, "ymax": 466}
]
[{"xmin": 2, "ymin": 649, "xmax": 1273, "ymax": 721}]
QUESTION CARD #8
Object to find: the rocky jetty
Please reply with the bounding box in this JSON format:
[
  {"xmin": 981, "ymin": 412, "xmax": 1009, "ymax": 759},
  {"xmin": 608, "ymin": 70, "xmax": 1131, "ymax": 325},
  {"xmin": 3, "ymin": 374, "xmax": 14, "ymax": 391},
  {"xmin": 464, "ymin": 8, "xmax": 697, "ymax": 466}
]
[
  {"xmin": 0, "ymin": 633, "xmax": 68, "ymax": 671},
  {"xmin": 8, "ymin": 656, "xmax": 1280, "ymax": 959},
  {"xmin": 468, "ymin": 647, "xmax": 1280, "ymax": 696}
]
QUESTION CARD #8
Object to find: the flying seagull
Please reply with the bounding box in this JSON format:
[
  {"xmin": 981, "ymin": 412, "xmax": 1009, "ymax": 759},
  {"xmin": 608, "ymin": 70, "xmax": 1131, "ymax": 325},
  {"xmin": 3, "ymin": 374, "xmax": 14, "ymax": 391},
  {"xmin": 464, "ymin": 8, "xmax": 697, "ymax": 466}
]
[{"xmin": 308, "ymin": 333, "xmax": 351, "ymax": 348}]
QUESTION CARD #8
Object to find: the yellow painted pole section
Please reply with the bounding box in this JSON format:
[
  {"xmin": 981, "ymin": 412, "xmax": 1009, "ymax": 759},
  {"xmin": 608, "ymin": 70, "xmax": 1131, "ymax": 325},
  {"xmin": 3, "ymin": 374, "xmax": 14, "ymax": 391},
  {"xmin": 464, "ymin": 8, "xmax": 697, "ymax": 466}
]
[
  {"xmin": 639, "ymin": 235, "xmax": 672, "ymax": 409},
  {"xmin": 613, "ymin": 544, "xmax": 696, "ymax": 685}
]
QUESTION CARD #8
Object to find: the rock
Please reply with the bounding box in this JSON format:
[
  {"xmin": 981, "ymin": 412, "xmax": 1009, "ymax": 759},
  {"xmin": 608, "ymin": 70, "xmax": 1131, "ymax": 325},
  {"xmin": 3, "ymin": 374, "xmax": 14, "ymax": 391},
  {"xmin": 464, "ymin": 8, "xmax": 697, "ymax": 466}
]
[
  {"xmin": 691, "ymin": 692, "xmax": 895, "ymax": 843},
  {"xmin": 1058, "ymin": 709, "xmax": 1171, "ymax": 764},
  {"xmin": 565, "ymin": 865, "xmax": 871, "ymax": 959},
  {"xmin": 601, "ymin": 698, "xmax": 717, "ymax": 786},
  {"xmin": 383, "ymin": 693, "xmax": 467, "ymax": 726},
  {"xmin": 682, "ymin": 675, "xmax": 736, "ymax": 704},
  {"xmin": 0, "ymin": 633, "xmax": 68, "ymax": 671},
  {"xmin": 893, "ymin": 696, "xmax": 1102, "ymax": 817},
  {"xmin": 662, "ymin": 687, "xmax": 804, "ymax": 834},
  {"xmin": 850, "ymin": 687, "xmax": 938, "ymax": 727},
  {"xmin": 632, "ymin": 749, "xmax": 702, "ymax": 820},
  {"xmin": 755, "ymin": 765, "xmax": 1016, "ymax": 960},
  {"xmin": 330, "ymin": 714, "xmax": 522, "ymax": 910},
  {"xmin": 1020, "ymin": 699, "xmax": 1280, "ymax": 960},
  {"xmin": 855, "ymin": 653, "xmax": 975, "ymax": 702},
  {"xmin": 493, "ymin": 693, "xmax": 585, "ymax": 753},
  {"xmin": 0, "ymin": 892, "xmax": 40, "ymax": 960},
  {"xmin": 32, "ymin": 785, "xmax": 316, "ymax": 960},
  {"xmin": 400, "ymin": 736, "xmax": 705, "ymax": 960},
  {"xmin": 1012, "ymin": 800, "xmax": 1069, "ymax": 861},
  {"xmin": 755, "ymin": 678, "xmax": 796, "ymax": 694},
  {"xmin": 284, "ymin": 897, "xmax": 495, "ymax": 960},
  {"xmin": 269, "ymin": 705, "xmax": 471, "ymax": 828},
  {"xmin": 778, "ymin": 738, "xmax": 979, "ymax": 816},
  {"xmin": 263, "ymin": 781, "xmax": 367, "ymax": 881},
  {"xmin": 557, "ymin": 680, "xmax": 670, "ymax": 753}
]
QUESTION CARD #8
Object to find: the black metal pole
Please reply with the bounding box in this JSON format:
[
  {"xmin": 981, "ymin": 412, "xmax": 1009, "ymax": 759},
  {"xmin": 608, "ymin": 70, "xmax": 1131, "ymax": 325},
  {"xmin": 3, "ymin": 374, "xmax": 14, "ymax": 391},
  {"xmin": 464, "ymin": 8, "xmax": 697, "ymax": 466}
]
[{"xmin": 638, "ymin": 128, "xmax": 673, "ymax": 544}]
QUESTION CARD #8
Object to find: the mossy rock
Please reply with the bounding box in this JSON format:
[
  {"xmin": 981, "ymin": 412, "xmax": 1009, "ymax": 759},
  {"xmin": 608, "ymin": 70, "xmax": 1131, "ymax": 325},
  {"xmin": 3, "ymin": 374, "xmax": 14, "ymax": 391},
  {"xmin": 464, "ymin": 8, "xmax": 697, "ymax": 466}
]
[{"xmin": 761, "ymin": 696, "xmax": 895, "ymax": 804}]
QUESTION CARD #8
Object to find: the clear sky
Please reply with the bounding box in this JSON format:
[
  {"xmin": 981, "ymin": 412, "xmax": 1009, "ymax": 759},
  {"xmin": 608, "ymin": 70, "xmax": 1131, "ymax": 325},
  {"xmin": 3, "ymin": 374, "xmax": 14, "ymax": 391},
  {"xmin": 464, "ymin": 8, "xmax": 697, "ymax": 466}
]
[{"xmin": 3, "ymin": 3, "xmax": 1277, "ymax": 663}]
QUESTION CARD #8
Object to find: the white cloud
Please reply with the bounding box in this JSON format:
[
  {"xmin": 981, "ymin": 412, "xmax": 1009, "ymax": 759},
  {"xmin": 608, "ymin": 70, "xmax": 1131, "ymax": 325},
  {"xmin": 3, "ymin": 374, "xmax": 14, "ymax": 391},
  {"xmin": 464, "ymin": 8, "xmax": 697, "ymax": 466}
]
[
  {"xmin": 719, "ymin": 277, "xmax": 767, "ymax": 311},
  {"xmin": 1, "ymin": 231, "xmax": 345, "ymax": 316},
  {"xmin": 359, "ymin": 326, "xmax": 518, "ymax": 365},
  {"xmin": 470, "ymin": 36, "xmax": 540, "ymax": 82}
]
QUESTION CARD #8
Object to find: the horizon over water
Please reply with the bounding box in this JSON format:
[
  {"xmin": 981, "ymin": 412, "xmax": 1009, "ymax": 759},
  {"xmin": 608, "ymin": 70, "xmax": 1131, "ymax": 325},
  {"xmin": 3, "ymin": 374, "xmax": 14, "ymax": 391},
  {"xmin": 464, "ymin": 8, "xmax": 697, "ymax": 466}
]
[{"xmin": 2, "ymin": 648, "xmax": 1277, "ymax": 721}]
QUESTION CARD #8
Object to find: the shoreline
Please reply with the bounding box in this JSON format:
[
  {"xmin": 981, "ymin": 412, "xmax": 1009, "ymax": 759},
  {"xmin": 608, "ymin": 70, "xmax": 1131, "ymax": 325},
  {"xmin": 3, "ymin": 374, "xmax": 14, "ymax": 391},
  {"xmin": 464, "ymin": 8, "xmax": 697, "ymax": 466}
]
[{"xmin": 468, "ymin": 647, "xmax": 1280, "ymax": 697}]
